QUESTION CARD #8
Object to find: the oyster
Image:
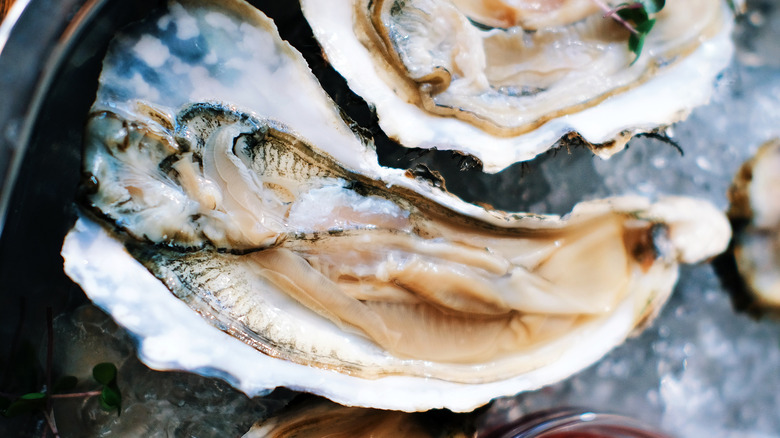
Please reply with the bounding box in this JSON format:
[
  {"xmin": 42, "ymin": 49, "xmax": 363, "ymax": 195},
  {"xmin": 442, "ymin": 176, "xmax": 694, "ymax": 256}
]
[
  {"xmin": 728, "ymin": 139, "xmax": 780, "ymax": 310},
  {"xmin": 62, "ymin": 0, "xmax": 731, "ymax": 412},
  {"xmin": 244, "ymin": 397, "xmax": 470, "ymax": 437},
  {"xmin": 300, "ymin": 0, "xmax": 734, "ymax": 171}
]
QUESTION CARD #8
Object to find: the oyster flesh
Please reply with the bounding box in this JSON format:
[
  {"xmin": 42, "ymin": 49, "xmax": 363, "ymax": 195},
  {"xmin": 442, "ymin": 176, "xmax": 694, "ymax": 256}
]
[
  {"xmin": 244, "ymin": 397, "xmax": 470, "ymax": 437},
  {"xmin": 728, "ymin": 139, "xmax": 780, "ymax": 311},
  {"xmin": 300, "ymin": 0, "xmax": 734, "ymax": 171},
  {"xmin": 62, "ymin": 0, "xmax": 731, "ymax": 412}
]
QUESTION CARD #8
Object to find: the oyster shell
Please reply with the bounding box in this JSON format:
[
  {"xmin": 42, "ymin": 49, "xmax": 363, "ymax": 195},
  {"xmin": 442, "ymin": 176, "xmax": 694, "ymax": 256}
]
[
  {"xmin": 300, "ymin": 0, "xmax": 734, "ymax": 171},
  {"xmin": 728, "ymin": 139, "xmax": 780, "ymax": 310},
  {"xmin": 62, "ymin": 0, "xmax": 731, "ymax": 412}
]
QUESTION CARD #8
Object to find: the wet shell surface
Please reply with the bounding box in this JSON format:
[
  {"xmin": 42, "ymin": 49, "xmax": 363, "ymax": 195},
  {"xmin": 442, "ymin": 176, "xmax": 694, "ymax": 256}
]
[
  {"xmin": 300, "ymin": 0, "xmax": 734, "ymax": 172},
  {"xmin": 62, "ymin": 0, "xmax": 731, "ymax": 412}
]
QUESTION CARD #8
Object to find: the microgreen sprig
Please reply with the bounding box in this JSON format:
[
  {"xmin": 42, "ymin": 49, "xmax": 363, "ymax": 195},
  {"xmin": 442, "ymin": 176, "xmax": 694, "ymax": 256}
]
[
  {"xmin": 1, "ymin": 365, "xmax": 120, "ymax": 437},
  {"xmin": 0, "ymin": 307, "xmax": 121, "ymax": 438},
  {"xmin": 591, "ymin": 0, "xmax": 666, "ymax": 61}
]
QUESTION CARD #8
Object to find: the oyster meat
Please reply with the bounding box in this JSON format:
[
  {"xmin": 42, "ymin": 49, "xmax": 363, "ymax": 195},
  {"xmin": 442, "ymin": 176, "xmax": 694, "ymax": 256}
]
[
  {"xmin": 62, "ymin": 0, "xmax": 731, "ymax": 412},
  {"xmin": 300, "ymin": 0, "xmax": 734, "ymax": 171},
  {"xmin": 244, "ymin": 397, "xmax": 470, "ymax": 437},
  {"xmin": 728, "ymin": 139, "xmax": 780, "ymax": 311}
]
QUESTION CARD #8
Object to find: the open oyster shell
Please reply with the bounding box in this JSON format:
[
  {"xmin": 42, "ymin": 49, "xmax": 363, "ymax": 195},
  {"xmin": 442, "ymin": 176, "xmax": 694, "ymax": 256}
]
[
  {"xmin": 62, "ymin": 0, "xmax": 731, "ymax": 412},
  {"xmin": 300, "ymin": 0, "xmax": 734, "ymax": 172},
  {"xmin": 728, "ymin": 139, "xmax": 780, "ymax": 311}
]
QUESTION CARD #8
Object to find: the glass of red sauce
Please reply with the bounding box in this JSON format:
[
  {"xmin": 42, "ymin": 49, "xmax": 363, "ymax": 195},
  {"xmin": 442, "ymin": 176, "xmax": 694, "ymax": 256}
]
[{"xmin": 480, "ymin": 408, "xmax": 672, "ymax": 438}]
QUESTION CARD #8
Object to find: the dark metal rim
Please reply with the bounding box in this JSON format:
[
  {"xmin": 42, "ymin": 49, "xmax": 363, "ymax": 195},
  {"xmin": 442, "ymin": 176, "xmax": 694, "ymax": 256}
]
[{"xmin": 0, "ymin": 0, "xmax": 107, "ymax": 237}]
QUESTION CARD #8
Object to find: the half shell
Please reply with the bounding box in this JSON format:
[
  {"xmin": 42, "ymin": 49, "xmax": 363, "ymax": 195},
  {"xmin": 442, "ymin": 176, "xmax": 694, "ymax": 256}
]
[
  {"xmin": 728, "ymin": 139, "xmax": 780, "ymax": 310},
  {"xmin": 300, "ymin": 0, "xmax": 734, "ymax": 171}
]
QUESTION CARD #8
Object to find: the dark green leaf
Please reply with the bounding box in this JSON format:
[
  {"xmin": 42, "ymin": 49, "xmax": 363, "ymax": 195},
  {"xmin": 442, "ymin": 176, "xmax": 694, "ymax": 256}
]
[
  {"xmin": 636, "ymin": 17, "xmax": 656, "ymax": 34},
  {"xmin": 53, "ymin": 375, "xmax": 79, "ymax": 394},
  {"xmin": 617, "ymin": 5, "xmax": 649, "ymax": 25},
  {"xmin": 94, "ymin": 363, "xmax": 121, "ymax": 415},
  {"xmin": 628, "ymin": 33, "xmax": 644, "ymax": 59},
  {"xmin": 639, "ymin": 0, "xmax": 665, "ymax": 14},
  {"xmin": 628, "ymin": 19, "xmax": 655, "ymax": 62},
  {"xmin": 93, "ymin": 363, "xmax": 117, "ymax": 385},
  {"xmin": 99, "ymin": 385, "xmax": 122, "ymax": 415},
  {"xmin": 3, "ymin": 394, "xmax": 46, "ymax": 417}
]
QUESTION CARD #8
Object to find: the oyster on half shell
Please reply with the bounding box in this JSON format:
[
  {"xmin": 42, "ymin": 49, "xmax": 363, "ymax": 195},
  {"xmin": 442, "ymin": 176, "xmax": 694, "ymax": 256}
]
[
  {"xmin": 62, "ymin": 0, "xmax": 731, "ymax": 412},
  {"xmin": 300, "ymin": 0, "xmax": 734, "ymax": 171},
  {"xmin": 728, "ymin": 139, "xmax": 780, "ymax": 311}
]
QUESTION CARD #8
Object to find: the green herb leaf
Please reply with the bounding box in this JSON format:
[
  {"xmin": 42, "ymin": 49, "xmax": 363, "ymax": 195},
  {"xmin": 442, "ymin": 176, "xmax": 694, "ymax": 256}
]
[
  {"xmin": 638, "ymin": 0, "xmax": 665, "ymax": 14},
  {"xmin": 616, "ymin": 5, "xmax": 649, "ymax": 25},
  {"xmin": 92, "ymin": 363, "xmax": 117, "ymax": 385},
  {"xmin": 53, "ymin": 375, "xmax": 79, "ymax": 394},
  {"xmin": 3, "ymin": 393, "xmax": 46, "ymax": 417},
  {"xmin": 93, "ymin": 363, "xmax": 121, "ymax": 415},
  {"xmin": 99, "ymin": 385, "xmax": 122, "ymax": 414},
  {"xmin": 602, "ymin": 0, "xmax": 665, "ymax": 61},
  {"xmin": 636, "ymin": 17, "xmax": 656, "ymax": 34},
  {"xmin": 628, "ymin": 32, "xmax": 642, "ymax": 55},
  {"xmin": 628, "ymin": 18, "xmax": 655, "ymax": 62}
]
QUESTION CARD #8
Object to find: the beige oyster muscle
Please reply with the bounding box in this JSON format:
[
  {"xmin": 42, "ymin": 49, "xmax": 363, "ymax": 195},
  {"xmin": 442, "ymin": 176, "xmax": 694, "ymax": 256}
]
[
  {"xmin": 300, "ymin": 0, "xmax": 734, "ymax": 172},
  {"xmin": 62, "ymin": 0, "xmax": 731, "ymax": 412},
  {"xmin": 244, "ymin": 398, "xmax": 469, "ymax": 437},
  {"xmin": 728, "ymin": 139, "xmax": 780, "ymax": 311}
]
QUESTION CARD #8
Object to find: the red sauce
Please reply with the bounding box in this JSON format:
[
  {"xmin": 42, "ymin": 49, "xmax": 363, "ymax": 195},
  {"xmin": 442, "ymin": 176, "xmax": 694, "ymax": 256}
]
[
  {"xmin": 542, "ymin": 433, "xmax": 615, "ymax": 438},
  {"xmin": 478, "ymin": 410, "xmax": 671, "ymax": 438},
  {"xmin": 535, "ymin": 424, "xmax": 668, "ymax": 438}
]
